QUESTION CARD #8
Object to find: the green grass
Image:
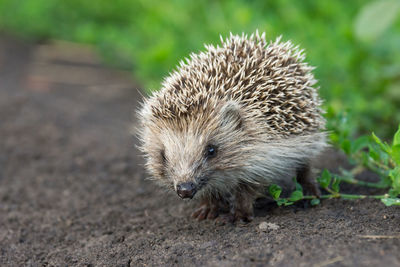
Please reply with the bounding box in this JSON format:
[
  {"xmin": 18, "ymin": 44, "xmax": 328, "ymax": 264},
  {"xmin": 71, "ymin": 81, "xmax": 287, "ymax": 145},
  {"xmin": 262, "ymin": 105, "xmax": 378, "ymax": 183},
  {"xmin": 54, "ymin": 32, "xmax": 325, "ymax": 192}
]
[{"xmin": 0, "ymin": 0, "xmax": 399, "ymax": 138}]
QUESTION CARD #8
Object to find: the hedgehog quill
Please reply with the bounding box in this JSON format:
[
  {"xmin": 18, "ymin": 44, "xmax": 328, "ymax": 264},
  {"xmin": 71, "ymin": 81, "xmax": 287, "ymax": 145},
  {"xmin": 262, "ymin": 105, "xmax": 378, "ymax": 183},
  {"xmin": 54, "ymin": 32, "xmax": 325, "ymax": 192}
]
[{"xmin": 137, "ymin": 32, "xmax": 327, "ymax": 224}]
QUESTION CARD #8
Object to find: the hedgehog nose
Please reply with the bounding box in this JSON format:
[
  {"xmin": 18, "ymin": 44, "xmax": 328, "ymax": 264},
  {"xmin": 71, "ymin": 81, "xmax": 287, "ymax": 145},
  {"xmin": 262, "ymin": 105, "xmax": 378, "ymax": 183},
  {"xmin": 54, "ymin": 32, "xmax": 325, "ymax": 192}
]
[{"xmin": 176, "ymin": 182, "xmax": 197, "ymax": 199}]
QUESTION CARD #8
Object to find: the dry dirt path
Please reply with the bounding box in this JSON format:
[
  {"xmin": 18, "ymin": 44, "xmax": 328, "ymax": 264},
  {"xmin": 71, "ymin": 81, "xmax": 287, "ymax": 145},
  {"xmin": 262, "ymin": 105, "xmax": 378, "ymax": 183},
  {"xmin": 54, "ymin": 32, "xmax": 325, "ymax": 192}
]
[{"xmin": 0, "ymin": 36, "xmax": 399, "ymax": 266}]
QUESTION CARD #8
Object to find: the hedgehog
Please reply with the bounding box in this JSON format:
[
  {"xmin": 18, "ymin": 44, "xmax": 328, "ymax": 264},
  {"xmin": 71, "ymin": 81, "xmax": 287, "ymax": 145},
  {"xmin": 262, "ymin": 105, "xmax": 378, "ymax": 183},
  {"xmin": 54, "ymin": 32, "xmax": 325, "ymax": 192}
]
[{"xmin": 137, "ymin": 32, "xmax": 327, "ymax": 224}]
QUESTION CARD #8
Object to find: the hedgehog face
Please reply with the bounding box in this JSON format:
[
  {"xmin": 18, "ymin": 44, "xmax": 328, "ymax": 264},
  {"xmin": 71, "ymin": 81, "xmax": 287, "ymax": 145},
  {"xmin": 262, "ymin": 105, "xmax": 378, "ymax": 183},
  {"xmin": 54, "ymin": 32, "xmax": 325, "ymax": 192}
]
[
  {"xmin": 141, "ymin": 101, "xmax": 249, "ymax": 199},
  {"xmin": 159, "ymin": 129, "xmax": 218, "ymax": 199}
]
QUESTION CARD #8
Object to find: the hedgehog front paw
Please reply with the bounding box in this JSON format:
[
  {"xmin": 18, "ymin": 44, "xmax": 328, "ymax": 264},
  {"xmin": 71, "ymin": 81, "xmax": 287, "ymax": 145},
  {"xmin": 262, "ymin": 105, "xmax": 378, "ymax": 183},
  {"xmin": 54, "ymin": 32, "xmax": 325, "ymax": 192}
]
[{"xmin": 191, "ymin": 202, "xmax": 219, "ymax": 221}]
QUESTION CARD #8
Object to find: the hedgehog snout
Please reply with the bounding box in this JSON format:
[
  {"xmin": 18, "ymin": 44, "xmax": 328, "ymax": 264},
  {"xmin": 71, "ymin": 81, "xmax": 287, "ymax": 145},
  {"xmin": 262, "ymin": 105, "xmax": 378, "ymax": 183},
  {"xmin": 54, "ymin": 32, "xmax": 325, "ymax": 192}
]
[{"xmin": 176, "ymin": 182, "xmax": 197, "ymax": 199}]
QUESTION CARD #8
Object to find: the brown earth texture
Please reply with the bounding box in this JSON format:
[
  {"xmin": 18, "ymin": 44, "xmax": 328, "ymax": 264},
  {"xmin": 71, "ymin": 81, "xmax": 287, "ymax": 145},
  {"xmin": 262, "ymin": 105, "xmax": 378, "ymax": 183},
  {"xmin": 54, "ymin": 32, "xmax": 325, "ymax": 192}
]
[{"xmin": 0, "ymin": 36, "xmax": 399, "ymax": 267}]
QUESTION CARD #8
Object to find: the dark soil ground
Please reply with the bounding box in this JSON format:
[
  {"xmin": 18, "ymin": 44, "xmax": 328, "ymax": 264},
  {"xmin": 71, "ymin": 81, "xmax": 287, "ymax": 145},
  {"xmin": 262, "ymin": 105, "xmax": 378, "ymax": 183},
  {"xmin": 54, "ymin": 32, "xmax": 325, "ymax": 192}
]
[{"xmin": 0, "ymin": 36, "xmax": 399, "ymax": 267}]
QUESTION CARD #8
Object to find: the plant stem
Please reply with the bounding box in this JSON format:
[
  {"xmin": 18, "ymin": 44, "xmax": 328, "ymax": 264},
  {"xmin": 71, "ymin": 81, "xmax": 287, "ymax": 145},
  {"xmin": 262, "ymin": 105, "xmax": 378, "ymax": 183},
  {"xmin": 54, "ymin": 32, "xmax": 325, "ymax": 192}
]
[
  {"xmin": 350, "ymin": 165, "xmax": 365, "ymax": 176},
  {"xmin": 298, "ymin": 193, "xmax": 389, "ymax": 201},
  {"xmin": 334, "ymin": 176, "xmax": 388, "ymax": 189},
  {"xmin": 352, "ymin": 153, "xmax": 390, "ymax": 176}
]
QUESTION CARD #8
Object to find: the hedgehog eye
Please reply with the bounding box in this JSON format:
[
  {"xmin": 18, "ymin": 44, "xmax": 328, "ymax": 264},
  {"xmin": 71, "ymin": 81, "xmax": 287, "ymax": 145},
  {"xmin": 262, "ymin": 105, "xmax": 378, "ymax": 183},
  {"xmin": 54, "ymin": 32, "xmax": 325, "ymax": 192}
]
[
  {"xmin": 160, "ymin": 149, "xmax": 167, "ymax": 164},
  {"xmin": 205, "ymin": 145, "xmax": 217, "ymax": 159}
]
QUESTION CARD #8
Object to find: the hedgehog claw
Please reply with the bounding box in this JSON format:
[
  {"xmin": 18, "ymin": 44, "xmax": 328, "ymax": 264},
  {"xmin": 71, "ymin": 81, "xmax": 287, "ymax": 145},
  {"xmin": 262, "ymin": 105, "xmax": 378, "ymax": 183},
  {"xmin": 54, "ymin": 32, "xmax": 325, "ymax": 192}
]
[
  {"xmin": 192, "ymin": 203, "xmax": 218, "ymax": 221},
  {"xmin": 191, "ymin": 204, "xmax": 208, "ymax": 220},
  {"xmin": 207, "ymin": 209, "xmax": 218, "ymax": 219}
]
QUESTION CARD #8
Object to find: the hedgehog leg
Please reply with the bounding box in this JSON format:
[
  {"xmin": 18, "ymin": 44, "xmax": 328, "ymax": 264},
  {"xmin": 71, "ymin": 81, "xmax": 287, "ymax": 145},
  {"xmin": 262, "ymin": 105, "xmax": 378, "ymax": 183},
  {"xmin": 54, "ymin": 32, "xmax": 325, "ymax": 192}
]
[
  {"xmin": 296, "ymin": 164, "xmax": 321, "ymax": 197},
  {"xmin": 215, "ymin": 188, "xmax": 254, "ymax": 225},
  {"xmin": 233, "ymin": 190, "xmax": 255, "ymax": 224},
  {"xmin": 192, "ymin": 195, "xmax": 222, "ymax": 221}
]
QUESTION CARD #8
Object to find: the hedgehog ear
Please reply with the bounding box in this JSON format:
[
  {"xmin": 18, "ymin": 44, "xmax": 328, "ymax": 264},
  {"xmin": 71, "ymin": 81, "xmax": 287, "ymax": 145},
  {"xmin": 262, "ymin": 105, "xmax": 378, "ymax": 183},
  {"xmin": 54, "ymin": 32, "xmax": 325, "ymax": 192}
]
[{"xmin": 219, "ymin": 101, "xmax": 243, "ymax": 130}]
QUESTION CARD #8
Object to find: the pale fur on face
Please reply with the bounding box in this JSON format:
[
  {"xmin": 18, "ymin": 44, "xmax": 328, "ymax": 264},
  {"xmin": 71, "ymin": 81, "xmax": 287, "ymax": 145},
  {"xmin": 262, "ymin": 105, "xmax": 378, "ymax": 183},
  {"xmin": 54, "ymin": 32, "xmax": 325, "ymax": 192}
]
[{"xmin": 138, "ymin": 101, "xmax": 249, "ymax": 192}]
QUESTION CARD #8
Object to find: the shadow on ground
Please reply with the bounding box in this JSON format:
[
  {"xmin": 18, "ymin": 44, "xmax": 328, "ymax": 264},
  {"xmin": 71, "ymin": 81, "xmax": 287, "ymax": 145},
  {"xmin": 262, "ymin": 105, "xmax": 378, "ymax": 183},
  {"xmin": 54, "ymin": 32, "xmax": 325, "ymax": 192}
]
[{"xmin": 0, "ymin": 36, "xmax": 399, "ymax": 266}]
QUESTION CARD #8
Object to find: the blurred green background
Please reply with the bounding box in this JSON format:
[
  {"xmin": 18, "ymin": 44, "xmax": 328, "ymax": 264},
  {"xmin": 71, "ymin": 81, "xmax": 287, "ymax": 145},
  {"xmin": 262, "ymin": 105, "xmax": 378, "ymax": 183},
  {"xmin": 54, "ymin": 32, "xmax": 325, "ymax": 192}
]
[{"xmin": 0, "ymin": 0, "xmax": 399, "ymax": 139}]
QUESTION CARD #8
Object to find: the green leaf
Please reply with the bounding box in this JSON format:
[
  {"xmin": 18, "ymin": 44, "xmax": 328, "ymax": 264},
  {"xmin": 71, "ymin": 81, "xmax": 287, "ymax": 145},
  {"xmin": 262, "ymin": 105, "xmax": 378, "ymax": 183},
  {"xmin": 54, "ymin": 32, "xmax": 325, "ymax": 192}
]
[
  {"xmin": 310, "ymin": 198, "xmax": 320, "ymax": 206},
  {"xmin": 389, "ymin": 167, "xmax": 400, "ymax": 195},
  {"xmin": 317, "ymin": 169, "xmax": 332, "ymax": 188},
  {"xmin": 276, "ymin": 199, "xmax": 289, "ymax": 206},
  {"xmin": 372, "ymin": 132, "xmax": 382, "ymax": 145},
  {"xmin": 268, "ymin": 184, "xmax": 282, "ymax": 200},
  {"xmin": 389, "ymin": 188, "xmax": 399, "ymax": 198},
  {"xmin": 351, "ymin": 135, "xmax": 370, "ymax": 154},
  {"xmin": 294, "ymin": 178, "xmax": 303, "ymax": 192},
  {"xmin": 381, "ymin": 198, "xmax": 400, "ymax": 206},
  {"xmin": 283, "ymin": 201, "xmax": 295, "ymax": 206},
  {"xmin": 368, "ymin": 146, "xmax": 380, "ymax": 161},
  {"xmin": 289, "ymin": 190, "xmax": 303, "ymax": 202},
  {"xmin": 393, "ymin": 124, "xmax": 400, "ymax": 146},
  {"xmin": 361, "ymin": 152, "xmax": 370, "ymax": 166},
  {"xmin": 341, "ymin": 139, "xmax": 351, "ymax": 155},
  {"xmin": 392, "ymin": 144, "xmax": 400, "ymax": 165},
  {"xmin": 332, "ymin": 177, "xmax": 341, "ymax": 193},
  {"xmin": 354, "ymin": 0, "xmax": 400, "ymax": 41},
  {"xmin": 386, "ymin": 81, "xmax": 400, "ymax": 101},
  {"xmin": 372, "ymin": 133, "xmax": 391, "ymax": 153}
]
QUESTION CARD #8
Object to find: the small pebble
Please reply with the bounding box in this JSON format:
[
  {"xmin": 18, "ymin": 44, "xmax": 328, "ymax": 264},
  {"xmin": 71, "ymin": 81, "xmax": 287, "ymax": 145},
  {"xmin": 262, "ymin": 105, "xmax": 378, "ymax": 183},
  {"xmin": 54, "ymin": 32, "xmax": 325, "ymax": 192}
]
[
  {"xmin": 259, "ymin": 222, "xmax": 280, "ymax": 232},
  {"xmin": 200, "ymin": 241, "xmax": 216, "ymax": 249}
]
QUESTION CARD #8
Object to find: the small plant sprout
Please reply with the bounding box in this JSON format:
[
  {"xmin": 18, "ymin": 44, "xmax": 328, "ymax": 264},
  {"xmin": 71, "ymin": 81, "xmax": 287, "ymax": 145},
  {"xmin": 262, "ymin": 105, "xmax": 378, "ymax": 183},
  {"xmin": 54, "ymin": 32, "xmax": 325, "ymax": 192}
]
[{"xmin": 269, "ymin": 124, "xmax": 400, "ymax": 207}]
